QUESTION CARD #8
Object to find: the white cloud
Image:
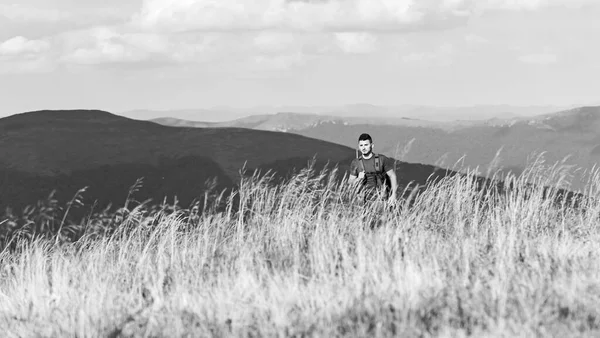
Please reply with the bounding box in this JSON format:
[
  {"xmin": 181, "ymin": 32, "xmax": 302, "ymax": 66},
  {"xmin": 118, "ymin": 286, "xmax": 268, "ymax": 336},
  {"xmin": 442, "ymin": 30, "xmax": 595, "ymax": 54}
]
[
  {"xmin": 130, "ymin": 0, "xmax": 453, "ymax": 33},
  {"xmin": 129, "ymin": 0, "xmax": 600, "ymax": 34},
  {"xmin": 0, "ymin": 3, "xmax": 129, "ymax": 25},
  {"xmin": 252, "ymin": 53, "xmax": 307, "ymax": 71},
  {"xmin": 1, "ymin": 0, "xmax": 595, "ymax": 74},
  {"xmin": 335, "ymin": 32, "xmax": 378, "ymax": 54},
  {"xmin": 56, "ymin": 26, "xmax": 339, "ymax": 70},
  {"xmin": 477, "ymin": 0, "xmax": 595, "ymax": 11},
  {"xmin": 59, "ymin": 26, "xmax": 179, "ymax": 65},
  {"xmin": 464, "ymin": 33, "xmax": 489, "ymax": 44},
  {"xmin": 518, "ymin": 53, "xmax": 558, "ymax": 65},
  {"xmin": 253, "ymin": 32, "xmax": 297, "ymax": 53},
  {"xmin": 245, "ymin": 32, "xmax": 344, "ymax": 71},
  {"xmin": 401, "ymin": 42, "xmax": 455, "ymax": 65},
  {"xmin": 0, "ymin": 57, "xmax": 56, "ymax": 74},
  {"xmin": 0, "ymin": 36, "xmax": 51, "ymax": 55},
  {"xmin": 0, "ymin": 36, "xmax": 55, "ymax": 74},
  {"xmin": 0, "ymin": 4, "xmax": 69, "ymax": 23},
  {"xmin": 64, "ymin": 44, "xmax": 146, "ymax": 65}
]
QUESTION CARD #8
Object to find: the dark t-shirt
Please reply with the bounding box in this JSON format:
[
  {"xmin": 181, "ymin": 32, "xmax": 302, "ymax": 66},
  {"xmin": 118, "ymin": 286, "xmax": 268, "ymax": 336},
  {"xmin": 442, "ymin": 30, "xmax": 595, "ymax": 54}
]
[{"xmin": 350, "ymin": 154, "xmax": 394, "ymax": 190}]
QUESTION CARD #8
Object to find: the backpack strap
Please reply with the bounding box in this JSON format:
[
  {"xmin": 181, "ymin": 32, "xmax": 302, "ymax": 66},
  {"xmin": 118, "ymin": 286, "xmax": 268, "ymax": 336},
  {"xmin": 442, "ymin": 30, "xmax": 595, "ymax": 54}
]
[{"xmin": 374, "ymin": 154, "xmax": 381, "ymax": 173}]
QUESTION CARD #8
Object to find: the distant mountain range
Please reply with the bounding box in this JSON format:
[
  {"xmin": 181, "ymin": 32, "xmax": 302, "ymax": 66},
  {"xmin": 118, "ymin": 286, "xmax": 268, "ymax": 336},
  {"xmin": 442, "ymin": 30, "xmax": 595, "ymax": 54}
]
[
  {"xmin": 0, "ymin": 109, "xmax": 460, "ymax": 213},
  {"xmin": 150, "ymin": 113, "xmax": 462, "ymax": 132},
  {"xmin": 151, "ymin": 106, "xmax": 600, "ymax": 191},
  {"xmin": 120, "ymin": 104, "xmax": 573, "ymax": 124}
]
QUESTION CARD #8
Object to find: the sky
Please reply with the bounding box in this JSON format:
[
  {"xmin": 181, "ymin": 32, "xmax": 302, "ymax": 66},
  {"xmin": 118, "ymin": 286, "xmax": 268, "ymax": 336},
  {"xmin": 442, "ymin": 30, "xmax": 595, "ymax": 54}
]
[{"xmin": 1, "ymin": 0, "xmax": 599, "ymax": 117}]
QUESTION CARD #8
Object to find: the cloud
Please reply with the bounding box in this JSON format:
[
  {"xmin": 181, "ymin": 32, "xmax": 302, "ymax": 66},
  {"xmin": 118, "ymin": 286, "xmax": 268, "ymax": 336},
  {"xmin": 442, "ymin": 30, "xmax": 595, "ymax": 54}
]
[
  {"xmin": 252, "ymin": 32, "xmax": 298, "ymax": 54},
  {"xmin": 464, "ymin": 33, "xmax": 489, "ymax": 44},
  {"xmin": 129, "ymin": 0, "xmax": 600, "ymax": 34},
  {"xmin": 245, "ymin": 31, "xmax": 345, "ymax": 71},
  {"xmin": 335, "ymin": 32, "xmax": 378, "ymax": 54},
  {"xmin": 251, "ymin": 53, "xmax": 307, "ymax": 72},
  {"xmin": 477, "ymin": 0, "xmax": 595, "ymax": 11},
  {"xmin": 401, "ymin": 42, "xmax": 455, "ymax": 65},
  {"xmin": 0, "ymin": 57, "xmax": 55, "ymax": 74},
  {"xmin": 130, "ymin": 0, "xmax": 461, "ymax": 33},
  {"xmin": 0, "ymin": 36, "xmax": 56, "ymax": 74},
  {"xmin": 0, "ymin": 3, "xmax": 136, "ymax": 42},
  {"xmin": 59, "ymin": 27, "xmax": 171, "ymax": 65},
  {"xmin": 518, "ymin": 53, "xmax": 558, "ymax": 65},
  {"xmin": 0, "ymin": 36, "xmax": 51, "ymax": 55},
  {"xmin": 0, "ymin": 4, "xmax": 69, "ymax": 23},
  {"xmin": 0, "ymin": 4, "xmax": 128, "ymax": 25},
  {"xmin": 2, "ymin": 0, "xmax": 595, "ymax": 74},
  {"xmin": 56, "ymin": 26, "xmax": 335, "ymax": 71},
  {"xmin": 56, "ymin": 29, "xmax": 282, "ymax": 71}
]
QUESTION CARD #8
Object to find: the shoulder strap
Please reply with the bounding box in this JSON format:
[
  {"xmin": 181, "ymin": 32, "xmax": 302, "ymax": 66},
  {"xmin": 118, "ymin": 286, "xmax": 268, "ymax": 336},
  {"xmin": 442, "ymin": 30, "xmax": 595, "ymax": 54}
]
[
  {"xmin": 358, "ymin": 157, "xmax": 365, "ymax": 172},
  {"xmin": 374, "ymin": 154, "xmax": 381, "ymax": 173}
]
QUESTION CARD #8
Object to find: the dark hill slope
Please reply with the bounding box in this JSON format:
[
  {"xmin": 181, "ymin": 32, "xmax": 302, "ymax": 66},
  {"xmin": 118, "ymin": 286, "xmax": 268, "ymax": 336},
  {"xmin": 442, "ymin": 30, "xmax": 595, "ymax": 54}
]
[
  {"xmin": 0, "ymin": 110, "xmax": 353, "ymax": 212},
  {"xmin": 0, "ymin": 110, "xmax": 352, "ymax": 177}
]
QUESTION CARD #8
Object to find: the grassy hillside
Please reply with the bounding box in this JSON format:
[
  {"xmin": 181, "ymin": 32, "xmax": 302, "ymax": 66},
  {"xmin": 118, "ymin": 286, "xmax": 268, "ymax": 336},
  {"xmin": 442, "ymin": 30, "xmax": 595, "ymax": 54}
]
[{"xmin": 1, "ymin": 160, "xmax": 598, "ymax": 336}]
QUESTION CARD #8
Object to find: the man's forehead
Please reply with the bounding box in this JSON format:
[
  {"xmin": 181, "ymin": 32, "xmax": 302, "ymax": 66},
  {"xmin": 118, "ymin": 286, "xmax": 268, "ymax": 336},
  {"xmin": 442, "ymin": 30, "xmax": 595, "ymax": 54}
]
[{"xmin": 358, "ymin": 140, "xmax": 372, "ymax": 144}]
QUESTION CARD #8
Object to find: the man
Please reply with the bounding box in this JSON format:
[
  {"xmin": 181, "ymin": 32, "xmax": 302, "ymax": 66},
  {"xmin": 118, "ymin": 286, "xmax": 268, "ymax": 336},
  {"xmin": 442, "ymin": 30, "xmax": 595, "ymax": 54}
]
[{"xmin": 349, "ymin": 133, "xmax": 398, "ymax": 203}]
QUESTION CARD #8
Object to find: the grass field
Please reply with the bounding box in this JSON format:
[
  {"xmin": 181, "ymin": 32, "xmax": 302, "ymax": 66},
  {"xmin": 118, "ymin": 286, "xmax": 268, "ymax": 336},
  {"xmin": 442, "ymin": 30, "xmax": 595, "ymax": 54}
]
[{"xmin": 1, "ymin": 159, "xmax": 600, "ymax": 337}]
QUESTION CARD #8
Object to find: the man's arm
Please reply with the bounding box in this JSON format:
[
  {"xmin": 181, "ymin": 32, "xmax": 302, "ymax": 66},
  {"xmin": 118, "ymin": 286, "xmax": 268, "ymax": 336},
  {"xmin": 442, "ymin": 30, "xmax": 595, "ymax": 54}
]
[
  {"xmin": 386, "ymin": 169, "xmax": 398, "ymax": 200},
  {"xmin": 382, "ymin": 155, "xmax": 398, "ymax": 200},
  {"xmin": 348, "ymin": 159, "xmax": 364, "ymax": 185}
]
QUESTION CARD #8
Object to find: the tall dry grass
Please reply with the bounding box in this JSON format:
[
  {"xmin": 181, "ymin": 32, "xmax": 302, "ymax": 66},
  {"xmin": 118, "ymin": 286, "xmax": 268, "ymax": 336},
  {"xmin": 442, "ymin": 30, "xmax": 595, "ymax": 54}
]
[{"xmin": 1, "ymin": 159, "xmax": 600, "ymax": 337}]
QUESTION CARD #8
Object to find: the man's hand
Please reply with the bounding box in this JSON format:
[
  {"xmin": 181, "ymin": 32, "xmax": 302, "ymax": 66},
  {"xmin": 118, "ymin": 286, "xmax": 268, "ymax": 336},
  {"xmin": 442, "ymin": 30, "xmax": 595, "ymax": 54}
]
[
  {"xmin": 358, "ymin": 171, "xmax": 365, "ymax": 180},
  {"xmin": 387, "ymin": 193, "xmax": 398, "ymax": 207}
]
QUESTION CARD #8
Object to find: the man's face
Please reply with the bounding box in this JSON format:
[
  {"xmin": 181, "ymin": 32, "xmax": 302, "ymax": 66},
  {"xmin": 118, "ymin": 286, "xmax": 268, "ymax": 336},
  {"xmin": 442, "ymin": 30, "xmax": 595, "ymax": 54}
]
[{"xmin": 358, "ymin": 140, "xmax": 373, "ymax": 155}]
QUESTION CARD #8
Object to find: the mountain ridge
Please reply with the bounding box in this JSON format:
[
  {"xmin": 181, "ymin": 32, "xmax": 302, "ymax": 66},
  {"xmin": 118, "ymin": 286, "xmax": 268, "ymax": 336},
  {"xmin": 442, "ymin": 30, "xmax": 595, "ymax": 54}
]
[
  {"xmin": 121, "ymin": 104, "xmax": 571, "ymax": 123},
  {"xmin": 149, "ymin": 112, "xmax": 476, "ymax": 132},
  {"xmin": 148, "ymin": 106, "xmax": 600, "ymax": 191}
]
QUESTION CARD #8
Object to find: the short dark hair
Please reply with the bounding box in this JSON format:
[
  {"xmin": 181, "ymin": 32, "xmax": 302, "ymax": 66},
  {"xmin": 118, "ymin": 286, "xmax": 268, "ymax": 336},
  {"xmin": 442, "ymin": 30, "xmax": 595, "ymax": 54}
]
[{"xmin": 358, "ymin": 133, "xmax": 372, "ymax": 143}]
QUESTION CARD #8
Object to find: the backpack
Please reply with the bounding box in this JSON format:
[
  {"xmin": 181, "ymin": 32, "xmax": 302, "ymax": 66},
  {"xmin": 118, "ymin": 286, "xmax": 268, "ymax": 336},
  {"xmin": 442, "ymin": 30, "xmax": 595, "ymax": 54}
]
[{"xmin": 357, "ymin": 154, "xmax": 391, "ymax": 195}]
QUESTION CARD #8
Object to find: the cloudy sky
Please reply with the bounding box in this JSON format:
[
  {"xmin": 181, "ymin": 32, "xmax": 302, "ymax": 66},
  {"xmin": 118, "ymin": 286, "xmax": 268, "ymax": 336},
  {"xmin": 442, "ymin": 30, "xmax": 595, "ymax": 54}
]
[{"xmin": 1, "ymin": 0, "xmax": 599, "ymax": 116}]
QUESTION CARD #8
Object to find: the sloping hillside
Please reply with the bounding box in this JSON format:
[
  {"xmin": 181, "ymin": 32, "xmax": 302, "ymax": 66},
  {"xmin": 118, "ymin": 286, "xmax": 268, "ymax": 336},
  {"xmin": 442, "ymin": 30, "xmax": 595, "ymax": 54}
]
[
  {"xmin": 0, "ymin": 110, "xmax": 353, "ymax": 212},
  {"xmin": 0, "ymin": 110, "xmax": 355, "ymax": 176},
  {"xmin": 150, "ymin": 106, "xmax": 600, "ymax": 191},
  {"xmin": 527, "ymin": 106, "xmax": 600, "ymax": 133},
  {"xmin": 295, "ymin": 106, "xmax": 600, "ymax": 190}
]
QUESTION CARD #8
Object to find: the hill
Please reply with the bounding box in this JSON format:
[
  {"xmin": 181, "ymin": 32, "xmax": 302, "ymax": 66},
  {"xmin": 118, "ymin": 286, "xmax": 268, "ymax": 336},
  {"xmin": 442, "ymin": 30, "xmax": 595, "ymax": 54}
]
[
  {"xmin": 0, "ymin": 109, "xmax": 457, "ymax": 214},
  {"xmin": 295, "ymin": 106, "xmax": 600, "ymax": 189},
  {"xmin": 119, "ymin": 108, "xmax": 246, "ymax": 123},
  {"xmin": 150, "ymin": 106, "xmax": 600, "ymax": 191}
]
